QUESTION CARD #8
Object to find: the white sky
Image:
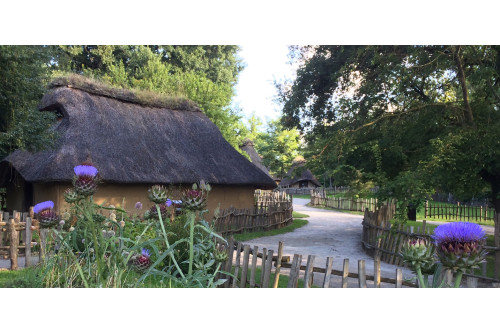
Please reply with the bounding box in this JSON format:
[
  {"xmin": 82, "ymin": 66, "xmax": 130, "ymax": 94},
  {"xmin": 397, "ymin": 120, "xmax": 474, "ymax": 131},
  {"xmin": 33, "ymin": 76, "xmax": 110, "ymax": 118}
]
[{"xmin": 233, "ymin": 45, "xmax": 297, "ymax": 124}]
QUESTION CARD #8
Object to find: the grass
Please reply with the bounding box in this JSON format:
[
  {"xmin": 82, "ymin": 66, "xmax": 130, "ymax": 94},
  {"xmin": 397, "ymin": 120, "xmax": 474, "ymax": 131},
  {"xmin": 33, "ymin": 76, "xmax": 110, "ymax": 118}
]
[
  {"xmin": 233, "ymin": 212, "xmax": 309, "ymax": 242},
  {"xmin": 292, "ymin": 194, "xmax": 311, "ymax": 199},
  {"xmin": 292, "ymin": 211, "xmax": 309, "ymax": 219},
  {"xmin": 0, "ymin": 267, "xmax": 42, "ymax": 288}
]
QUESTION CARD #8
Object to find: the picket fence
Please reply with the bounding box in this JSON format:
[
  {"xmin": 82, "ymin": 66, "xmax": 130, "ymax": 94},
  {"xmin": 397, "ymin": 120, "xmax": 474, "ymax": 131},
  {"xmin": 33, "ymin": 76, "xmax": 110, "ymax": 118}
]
[
  {"xmin": 217, "ymin": 237, "xmax": 414, "ymax": 288},
  {"xmin": 424, "ymin": 200, "xmax": 495, "ymax": 222},
  {"xmin": 254, "ymin": 190, "xmax": 291, "ymax": 208},
  {"xmin": 218, "ymin": 239, "xmax": 490, "ymax": 288},
  {"xmin": 310, "ymin": 191, "xmax": 384, "ymax": 212},
  {"xmin": 214, "ymin": 202, "xmax": 293, "ymax": 236}
]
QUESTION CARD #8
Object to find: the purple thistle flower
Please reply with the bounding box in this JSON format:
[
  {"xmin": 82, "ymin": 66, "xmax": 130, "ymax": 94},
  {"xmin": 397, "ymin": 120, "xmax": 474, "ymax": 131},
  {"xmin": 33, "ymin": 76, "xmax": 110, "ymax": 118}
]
[
  {"xmin": 33, "ymin": 201, "xmax": 54, "ymax": 214},
  {"xmin": 74, "ymin": 165, "xmax": 98, "ymax": 177},
  {"xmin": 165, "ymin": 199, "xmax": 172, "ymax": 207},
  {"xmin": 432, "ymin": 221, "xmax": 487, "ymax": 273},
  {"xmin": 135, "ymin": 202, "xmax": 143, "ymax": 210},
  {"xmin": 141, "ymin": 248, "xmax": 151, "ymax": 258},
  {"xmin": 432, "ymin": 221, "xmax": 486, "ymax": 244}
]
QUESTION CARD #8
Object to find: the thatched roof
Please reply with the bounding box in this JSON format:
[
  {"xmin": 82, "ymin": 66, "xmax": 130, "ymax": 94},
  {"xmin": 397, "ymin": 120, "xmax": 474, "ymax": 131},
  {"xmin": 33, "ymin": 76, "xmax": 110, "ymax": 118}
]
[
  {"xmin": 239, "ymin": 139, "xmax": 274, "ymax": 179},
  {"xmin": 1, "ymin": 77, "xmax": 277, "ymax": 189},
  {"xmin": 279, "ymin": 158, "xmax": 321, "ymax": 187}
]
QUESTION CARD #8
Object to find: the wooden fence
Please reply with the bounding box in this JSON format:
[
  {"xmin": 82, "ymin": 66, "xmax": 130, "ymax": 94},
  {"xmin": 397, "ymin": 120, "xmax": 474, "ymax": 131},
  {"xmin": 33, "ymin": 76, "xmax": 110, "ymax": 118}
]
[
  {"xmin": 218, "ymin": 238, "xmax": 414, "ymax": 288},
  {"xmin": 254, "ymin": 190, "xmax": 291, "ymax": 208},
  {"xmin": 214, "ymin": 201, "xmax": 293, "ymax": 235},
  {"xmin": 280, "ymin": 186, "xmax": 378, "ymax": 196},
  {"xmin": 362, "ymin": 206, "xmax": 500, "ymax": 282},
  {"xmin": 0, "ymin": 209, "xmax": 50, "ymax": 270},
  {"xmin": 311, "ymin": 192, "xmax": 383, "ymax": 212},
  {"xmin": 218, "ymin": 238, "xmax": 491, "ymax": 288},
  {"xmin": 280, "ymin": 187, "xmax": 317, "ymax": 196},
  {"xmin": 424, "ymin": 200, "xmax": 495, "ymax": 222}
]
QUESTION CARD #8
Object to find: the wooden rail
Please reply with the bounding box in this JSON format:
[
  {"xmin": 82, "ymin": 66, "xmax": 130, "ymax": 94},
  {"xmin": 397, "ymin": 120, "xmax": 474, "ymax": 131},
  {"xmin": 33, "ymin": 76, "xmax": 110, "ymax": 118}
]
[
  {"xmin": 0, "ymin": 209, "xmax": 47, "ymax": 270},
  {"xmin": 214, "ymin": 201, "xmax": 293, "ymax": 235}
]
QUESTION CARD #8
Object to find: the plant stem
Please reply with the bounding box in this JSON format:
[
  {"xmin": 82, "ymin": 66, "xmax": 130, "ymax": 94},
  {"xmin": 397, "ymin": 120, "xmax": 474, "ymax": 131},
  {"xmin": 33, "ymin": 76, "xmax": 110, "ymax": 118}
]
[
  {"xmin": 55, "ymin": 231, "xmax": 89, "ymax": 288},
  {"xmin": 187, "ymin": 210, "xmax": 196, "ymax": 276},
  {"xmin": 416, "ymin": 266, "xmax": 427, "ymax": 288},
  {"xmin": 207, "ymin": 262, "xmax": 221, "ymax": 288},
  {"xmin": 156, "ymin": 204, "xmax": 185, "ymax": 279},
  {"xmin": 83, "ymin": 198, "xmax": 103, "ymax": 284},
  {"xmin": 454, "ymin": 270, "xmax": 464, "ymax": 288}
]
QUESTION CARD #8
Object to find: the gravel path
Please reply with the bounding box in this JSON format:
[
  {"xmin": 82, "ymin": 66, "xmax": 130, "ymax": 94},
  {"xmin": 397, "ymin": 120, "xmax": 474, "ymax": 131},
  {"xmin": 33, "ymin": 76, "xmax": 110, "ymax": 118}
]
[{"xmin": 244, "ymin": 198, "xmax": 415, "ymax": 287}]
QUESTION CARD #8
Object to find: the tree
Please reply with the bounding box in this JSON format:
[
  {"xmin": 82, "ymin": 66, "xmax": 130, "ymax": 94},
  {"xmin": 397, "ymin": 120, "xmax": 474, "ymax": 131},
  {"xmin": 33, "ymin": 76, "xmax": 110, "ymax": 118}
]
[
  {"xmin": 243, "ymin": 112, "xmax": 263, "ymax": 142},
  {"xmin": 0, "ymin": 46, "xmax": 57, "ymax": 159},
  {"xmin": 51, "ymin": 45, "xmax": 247, "ymax": 151},
  {"xmin": 255, "ymin": 118, "xmax": 301, "ymax": 179},
  {"xmin": 278, "ymin": 45, "xmax": 500, "ymax": 213}
]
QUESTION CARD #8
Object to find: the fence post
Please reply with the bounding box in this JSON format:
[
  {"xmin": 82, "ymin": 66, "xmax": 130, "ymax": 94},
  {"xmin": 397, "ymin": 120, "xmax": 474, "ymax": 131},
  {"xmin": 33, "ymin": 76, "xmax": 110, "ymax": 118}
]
[
  {"xmin": 374, "ymin": 256, "xmax": 381, "ymax": 288},
  {"xmin": 8, "ymin": 219, "xmax": 18, "ymax": 270},
  {"xmin": 273, "ymin": 241, "xmax": 284, "ymax": 288},
  {"xmin": 323, "ymin": 257, "xmax": 333, "ymax": 288},
  {"xmin": 358, "ymin": 260, "xmax": 367, "ymax": 288},
  {"xmin": 495, "ymin": 212, "xmax": 500, "ymax": 280},
  {"xmin": 39, "ymin": 228, "xmax": 48, "ymax": 264},
  {"xmin": 25, "ymin": 217, "xmax": 32, "ymax": 267},
  {"xmin": 395, "ymin": 268, "xmax": 403, "ymax": 288},
  {"xmin": 303, "ymin": 255, "xmax": 316, "ymax": 288}
]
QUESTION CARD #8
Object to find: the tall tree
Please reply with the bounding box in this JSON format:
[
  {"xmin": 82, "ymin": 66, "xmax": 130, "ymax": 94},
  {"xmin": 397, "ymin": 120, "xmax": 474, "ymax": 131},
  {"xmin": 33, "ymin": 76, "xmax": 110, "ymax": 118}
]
[
  {"xmin": 278, "ymin": 45, "xmax": 500, "ymax": 212},
  {"xmin": 0, "ymin": 46, "xmax": 57, "ymax": 158}
]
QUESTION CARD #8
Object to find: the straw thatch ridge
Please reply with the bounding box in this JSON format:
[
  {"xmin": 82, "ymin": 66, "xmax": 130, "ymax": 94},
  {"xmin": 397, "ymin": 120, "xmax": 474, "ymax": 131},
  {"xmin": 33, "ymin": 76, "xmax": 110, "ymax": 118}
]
[
  {"xmin": 1, "ymin": 85, "xmax": 276, "ymax": 189},
  {"xmin": 49, "ymin": 74, "xmax": 201, "ymax": 112},
  {"xmin": 239, "ymin": 139, "xmax": 274, "ymax": 179}
]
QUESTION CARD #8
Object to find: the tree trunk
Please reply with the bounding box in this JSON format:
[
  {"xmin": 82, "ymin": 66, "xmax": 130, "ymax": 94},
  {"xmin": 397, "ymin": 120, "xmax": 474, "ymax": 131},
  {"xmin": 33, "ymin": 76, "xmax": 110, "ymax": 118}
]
[{"xmin": 453, "ymin": 46, "xmax": 474, "ymax": 126}]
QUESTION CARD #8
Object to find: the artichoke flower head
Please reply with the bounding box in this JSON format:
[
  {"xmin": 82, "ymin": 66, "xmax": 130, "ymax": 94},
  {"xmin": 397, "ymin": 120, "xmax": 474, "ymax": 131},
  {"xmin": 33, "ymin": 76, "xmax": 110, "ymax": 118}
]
[{"xmin": 432, "ymin": 222, "xmax": 487, "ymax": 272}]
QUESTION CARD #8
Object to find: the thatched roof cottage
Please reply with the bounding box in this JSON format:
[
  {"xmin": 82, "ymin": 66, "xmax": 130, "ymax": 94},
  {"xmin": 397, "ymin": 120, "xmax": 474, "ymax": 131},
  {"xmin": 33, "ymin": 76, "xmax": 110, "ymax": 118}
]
[
  {"xmin": 0, "ymin": 76, "xmax": 276, "ymax": 215},
  {"xmin": 280, "ymin": 157, "xmax": 321, "ymax": 188}
]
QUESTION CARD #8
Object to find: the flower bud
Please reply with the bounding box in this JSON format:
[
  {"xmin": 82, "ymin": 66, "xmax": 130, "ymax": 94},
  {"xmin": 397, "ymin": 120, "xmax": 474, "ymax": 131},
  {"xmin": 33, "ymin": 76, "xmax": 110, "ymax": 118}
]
[{"xmin": 148, "ymin": 185, "xmax": 168, "ymax": 204}]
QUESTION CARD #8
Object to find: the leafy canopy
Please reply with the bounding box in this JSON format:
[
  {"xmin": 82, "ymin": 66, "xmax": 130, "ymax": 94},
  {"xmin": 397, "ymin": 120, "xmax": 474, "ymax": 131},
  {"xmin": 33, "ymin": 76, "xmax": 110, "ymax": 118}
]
[{"xmin": 278, "ymin": 45, "xmax": 500, "ymax": 211}]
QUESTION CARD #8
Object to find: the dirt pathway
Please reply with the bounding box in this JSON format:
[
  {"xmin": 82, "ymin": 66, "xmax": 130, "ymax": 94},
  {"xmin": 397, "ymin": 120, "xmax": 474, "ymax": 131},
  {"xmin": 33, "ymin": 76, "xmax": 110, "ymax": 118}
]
[{"xmin": 244, "ymin": 198, "xmax": 415, "ymax": 287}]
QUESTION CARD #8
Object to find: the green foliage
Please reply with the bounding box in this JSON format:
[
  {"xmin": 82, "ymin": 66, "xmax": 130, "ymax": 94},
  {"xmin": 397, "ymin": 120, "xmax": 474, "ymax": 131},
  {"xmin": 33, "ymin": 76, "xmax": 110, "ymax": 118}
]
[
  {"xmin": 50, "ymin": 45, "xmax": 247, "ymax": 152},
  {"xmin": 0, "ymin": 267, "xmax": 42, "ymax": 288},
  {"xmin": 255, "ymin": 118, "xmax": 301, "ymax": 178},
  {"xmin": 278, "ymin": 45, "xmax": 500, "ymax": 212},
  {"xmin": 0, "ymin": 45, "xmax": 57, "ymax": 158}
]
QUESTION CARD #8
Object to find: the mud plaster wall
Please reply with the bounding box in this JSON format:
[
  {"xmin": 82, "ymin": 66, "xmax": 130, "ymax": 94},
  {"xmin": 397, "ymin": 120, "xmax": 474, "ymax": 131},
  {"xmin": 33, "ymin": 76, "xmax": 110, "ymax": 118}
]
[{"xmin": 33, "ymin": 183, "xmax": 255, "ymax": 218}]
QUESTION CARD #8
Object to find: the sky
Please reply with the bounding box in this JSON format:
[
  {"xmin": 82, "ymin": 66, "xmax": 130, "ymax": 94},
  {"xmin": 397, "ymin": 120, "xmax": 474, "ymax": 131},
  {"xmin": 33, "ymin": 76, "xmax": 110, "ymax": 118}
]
[{"xmin": 232, "ymin": 45, "xmax": 297, "ymax": 125}]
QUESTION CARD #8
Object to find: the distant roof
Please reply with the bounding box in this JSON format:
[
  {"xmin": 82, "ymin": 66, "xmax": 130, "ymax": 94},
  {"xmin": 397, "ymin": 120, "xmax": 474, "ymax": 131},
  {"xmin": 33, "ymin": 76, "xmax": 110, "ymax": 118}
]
[
  {"xmin": 279, "ymin": 159, "xmax": 321, "ymax": 187},
  {"xmin": 1, "ymin": 76, "xmax": 277, "ymax": 189},
  {"xmin": 239, "ymin": 139, "xmax": 274, "ymax": 179}
]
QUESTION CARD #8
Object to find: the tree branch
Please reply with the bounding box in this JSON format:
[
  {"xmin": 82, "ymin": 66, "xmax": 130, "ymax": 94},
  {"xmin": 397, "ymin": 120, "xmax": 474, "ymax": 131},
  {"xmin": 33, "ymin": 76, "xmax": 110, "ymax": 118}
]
[{"xmin": 453, "ymin": 46, "xmax": 474, "ymax": 126}]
